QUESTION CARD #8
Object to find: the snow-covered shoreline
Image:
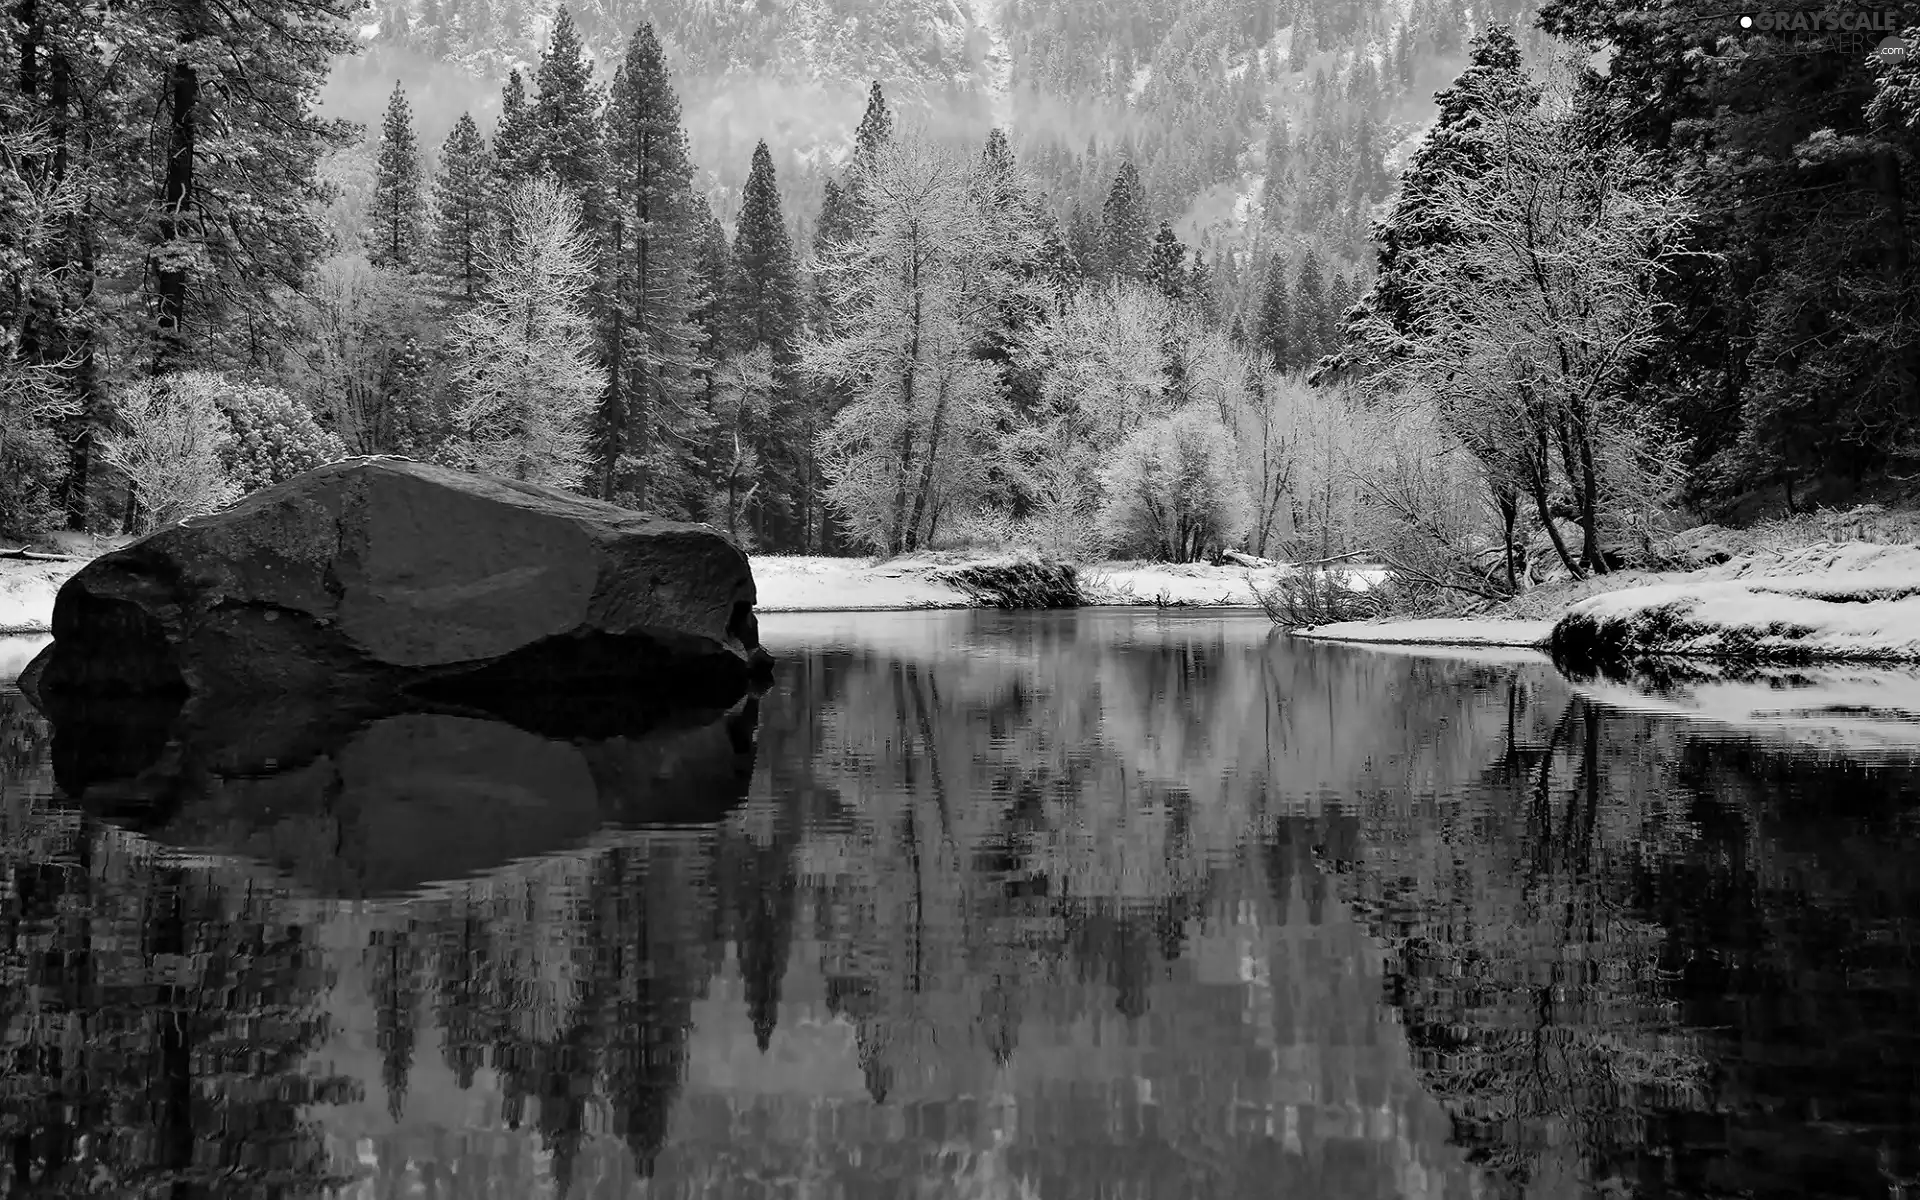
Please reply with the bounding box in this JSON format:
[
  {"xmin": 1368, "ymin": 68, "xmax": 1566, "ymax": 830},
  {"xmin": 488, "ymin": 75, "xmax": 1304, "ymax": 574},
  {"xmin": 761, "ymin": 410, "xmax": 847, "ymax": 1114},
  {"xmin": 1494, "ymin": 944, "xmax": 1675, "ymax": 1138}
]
[
  {"xmin": 8, "ymin": 541, "xmax": 1917, "ymax": 665},
  {"xmin": 0, "ymin": 551, "xmax": 1291, "ymax": 637},
  {"xmin": 1295, "ymin": 542, "xmax": 1920, "ymax": 663}
]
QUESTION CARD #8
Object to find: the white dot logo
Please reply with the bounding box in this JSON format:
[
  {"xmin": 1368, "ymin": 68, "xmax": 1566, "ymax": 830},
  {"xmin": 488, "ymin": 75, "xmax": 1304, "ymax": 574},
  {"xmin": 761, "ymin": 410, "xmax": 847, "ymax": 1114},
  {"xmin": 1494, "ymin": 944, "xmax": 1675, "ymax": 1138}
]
[{"xmin": 1739, "ymin": 13, "xmax": 1754, "ymax": 27}]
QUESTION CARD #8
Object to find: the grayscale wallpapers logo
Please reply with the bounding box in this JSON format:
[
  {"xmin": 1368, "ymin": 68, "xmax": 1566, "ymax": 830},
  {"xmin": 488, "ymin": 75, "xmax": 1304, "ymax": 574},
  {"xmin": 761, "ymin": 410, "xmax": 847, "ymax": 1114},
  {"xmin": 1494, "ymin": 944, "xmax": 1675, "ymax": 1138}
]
[{"xmin": 1736, "ymin": 9, "xmax": 1912, "ymax": 60}]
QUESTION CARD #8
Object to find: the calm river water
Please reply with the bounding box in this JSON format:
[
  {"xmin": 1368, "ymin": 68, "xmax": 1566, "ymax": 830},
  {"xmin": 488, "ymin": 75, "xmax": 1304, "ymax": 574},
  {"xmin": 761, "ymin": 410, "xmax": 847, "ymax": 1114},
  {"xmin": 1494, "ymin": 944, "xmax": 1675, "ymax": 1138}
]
[{"xmin": 1, "ymin": 609, "xmax": 1918, "ymax": 1199}]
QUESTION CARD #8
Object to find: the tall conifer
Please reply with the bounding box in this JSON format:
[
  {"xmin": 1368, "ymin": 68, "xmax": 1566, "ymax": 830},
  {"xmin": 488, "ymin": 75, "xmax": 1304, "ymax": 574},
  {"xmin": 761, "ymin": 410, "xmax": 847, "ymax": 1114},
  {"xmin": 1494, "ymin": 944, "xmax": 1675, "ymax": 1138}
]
[
  {"xmin": 601, "ymin": 24, "xmax": 705, "ymax": 511},
  {"xmin": 369, "ymin": 82, "xmax": 426, "ymax": 270},
  {"xmin": 1101, "ymin": 160, "xmax": 1150, "ymax": 281},
  {"xmin": 430, "ymin": 113, "xmax": 492, "ymax": 301}
]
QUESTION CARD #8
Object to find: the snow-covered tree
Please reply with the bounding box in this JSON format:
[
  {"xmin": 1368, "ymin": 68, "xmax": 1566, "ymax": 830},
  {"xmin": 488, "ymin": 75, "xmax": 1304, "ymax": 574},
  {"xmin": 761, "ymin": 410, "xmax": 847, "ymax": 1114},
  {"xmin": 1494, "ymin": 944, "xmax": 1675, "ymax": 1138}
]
[
  {"xmin": 99, "ymin": 373, "xmax": 242, "ymax": 530},
  {"xmin": 217, "ymin": 380, "xmax": 348, "ymax": 493},
  {"xmin": 443, "ymin": 174, "xmax": 605, "ymax": 489},
  {"xmin": 803, "ymin": 133, "xmax": 1044, "ymax": 555},
  {"xmin": 1346, "ymin": 75, "xmax": 1699, "ymax": 579},
  {"xmin": 1098, "ymin": 406, "xmax": 1251, "ymax": 561}
]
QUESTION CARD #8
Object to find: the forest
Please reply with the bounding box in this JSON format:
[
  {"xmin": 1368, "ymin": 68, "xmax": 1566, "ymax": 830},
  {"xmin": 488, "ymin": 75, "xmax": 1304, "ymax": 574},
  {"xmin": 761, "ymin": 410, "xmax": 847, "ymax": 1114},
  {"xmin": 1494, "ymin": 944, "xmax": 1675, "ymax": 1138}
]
[{"xmin": 3, "ymin": 0, "xmax": 1917, "ymax": 601}]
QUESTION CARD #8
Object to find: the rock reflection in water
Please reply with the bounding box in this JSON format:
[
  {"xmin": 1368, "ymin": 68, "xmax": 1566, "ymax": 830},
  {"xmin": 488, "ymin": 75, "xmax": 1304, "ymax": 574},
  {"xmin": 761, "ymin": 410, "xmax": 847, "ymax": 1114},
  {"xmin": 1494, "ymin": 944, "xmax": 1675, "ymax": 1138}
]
[
  {"xmin": 30, "ymin": 683, "xmax": 761, "ymax": 898},
  {"xmin": 2, "ymin": 611, "xmax": 1919, "ymax": 1198}
]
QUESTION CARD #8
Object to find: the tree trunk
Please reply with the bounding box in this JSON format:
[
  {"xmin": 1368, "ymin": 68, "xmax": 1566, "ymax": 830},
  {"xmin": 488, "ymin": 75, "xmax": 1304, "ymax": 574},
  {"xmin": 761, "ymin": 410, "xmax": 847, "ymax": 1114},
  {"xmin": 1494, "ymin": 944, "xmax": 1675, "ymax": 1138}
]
[
  {"xmin": 1496, "ymin": 483, "xmax": 1520, "ymax": 594},
  {"xmin": 602, "ymin": 217, "xmax": 624, "ymax": 500},
  {"xmin": 154, "ymin": 55, "xmax": 198, "ymax": 372},
  {"xmin": 1557, "ymin": 412, "xmax": 1608, "ymax": 575},
  {"xmin": 904, "ymin": 374, "xmax": 951, "ymax": 550},
  {"xmin": 1528, "ymin": 464, "xmax": 1584, "ymax": 581},
  {"xmin": 890, "ymin": 255, "xmax": 924, "ymax": 554}
]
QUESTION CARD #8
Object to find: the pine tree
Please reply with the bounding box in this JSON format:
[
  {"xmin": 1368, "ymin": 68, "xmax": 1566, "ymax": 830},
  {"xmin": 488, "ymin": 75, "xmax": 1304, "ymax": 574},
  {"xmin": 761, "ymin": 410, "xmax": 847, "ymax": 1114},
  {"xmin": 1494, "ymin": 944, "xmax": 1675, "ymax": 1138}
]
[
  {"xmin": 1101, "ymin": 159, "xmax": 1150, "ymax": 280},
  {"xmin": 1256, "ymin": 258, "xmax": 1291, "ymax": 371},
  {"xmin": 528, "ymin": 9, "xmax": 605, "ymax": 219},
  {"xmin": 690, "ymin": 197, "xmax": 732, "ymax": 358},
  {"xmin": 851, "ymin": 81, "xmax": 894, "ymax": 170},
  {"xmin": 368, "ymin": 83, "xmax": 426, "ymax": 270},
  {"xmin": 491, "ymin": 71, "xmax": 541, "ymax": 193},
  {"xmin": 844, "ymin": 80, "xmax": 894, "ymax": 224},
  {"xmin": 728, "ymin": 141, "xmax": 802, "ymax": 362},
  {"xmin": 1147, "ymin": 222, "xmax": 1187, "ymax": 301},
  {"xmin": 429, "ymin": 113, "xmax": 493, "ymax": 302},
  {"xmin": 1290, "ymin": 247, "xmax": 1326, "ymax": 368},
  {"xmin": 727, "ymin": 140, "xmax": 805, "ymax": 545},
  {"xmin": 602, "ymin": 24, "xmax": 707, "ymax": 512},
  {"xmin": 1188, "ymin": 250, "xmax": 1218, "ymax": 322},
  {"xmin": 1325, "ymin": 269, "xmax": 1353, "ymax": 349}
]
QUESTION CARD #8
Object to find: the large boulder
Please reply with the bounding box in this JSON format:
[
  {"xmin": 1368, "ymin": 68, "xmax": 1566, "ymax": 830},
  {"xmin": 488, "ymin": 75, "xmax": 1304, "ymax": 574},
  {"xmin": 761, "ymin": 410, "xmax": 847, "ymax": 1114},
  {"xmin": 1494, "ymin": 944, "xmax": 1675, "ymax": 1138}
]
[{"xmin": 23, "ymin": 456, "xmax": 772, "ymax": 703}]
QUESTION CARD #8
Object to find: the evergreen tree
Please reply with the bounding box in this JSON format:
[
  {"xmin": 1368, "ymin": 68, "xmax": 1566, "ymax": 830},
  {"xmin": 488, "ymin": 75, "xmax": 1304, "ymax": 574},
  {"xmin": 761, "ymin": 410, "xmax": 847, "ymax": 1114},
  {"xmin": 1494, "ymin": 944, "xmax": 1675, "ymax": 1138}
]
[
  {"xmin": 690, "ymin": 197, "xmax": 732, "ymax": 358},
  {"xmin": 429, "ymin": 113, "xmax": 493, "ymax": 302},
  {"xmin": 1315, "ymin": 24, "xmax": 1539, "ymax": 384},
  {"xmin": 1147, "ymin": 222, "xmax": 1187, "ymax": 301},
  {"xmin": 1101, "ymin": 159, "xmax": 1150, "ymax": 280},
  {"xmin": 368, "ymin": 82, "xmax": 426, "ymax": 270},
  {"xmin": 1290, "ymin": 247, "xmax": 1326, "ymax": 367},
  {"xmin": 727, "ymin": 141, "xmax": 802, "ymax": 362},
  {"xmin": 1065, "ymin": 200, "xmax": 1103, "ymax": 276},
  {"xmin": 528, "ymin": 8, "xmax": 606, "ymax": 218},
  {"xmin": 1256, "ymin": 258, "xmax": 1292, "ymax": 371},
  {"xmin": 727, "ymin": 140, "xmax": 805, "ymax": 544},
  {"xmin": 602, "ymin": 24, "xmax": 706, "ymax": 512},
  {"xmin": 851, "ymin": 81, "xmax": 894, "ymax": 170},
  {"xmin": 491, "ymin": 70, "xmax": 541, "ymax": 193},
  {"xmin": 843, "ymin": 80, "xmax": 894, "ymax": 226},
  {"xmin": 1188, "ymin": 250, "xmax": 1218, "ymax": 322}
]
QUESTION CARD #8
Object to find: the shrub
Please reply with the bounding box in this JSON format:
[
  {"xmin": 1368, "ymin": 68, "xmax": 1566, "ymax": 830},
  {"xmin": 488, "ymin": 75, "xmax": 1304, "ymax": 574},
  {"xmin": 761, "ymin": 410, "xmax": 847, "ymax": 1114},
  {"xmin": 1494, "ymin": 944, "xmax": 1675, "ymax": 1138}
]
[
  {"xmin": 218, "ymin": 379, "xmax": 349, "ymax": 492},
  {"xmin": 1254, "ymin": 567, "xmax": 1389, "ymax": 627},
  {"xmin": 98, "ymin": 373, "xmax": 242, "ymax": 530},
  {"xmin": 1098, "ymin": 407, "xmax": 1251, "ymax": 561}
]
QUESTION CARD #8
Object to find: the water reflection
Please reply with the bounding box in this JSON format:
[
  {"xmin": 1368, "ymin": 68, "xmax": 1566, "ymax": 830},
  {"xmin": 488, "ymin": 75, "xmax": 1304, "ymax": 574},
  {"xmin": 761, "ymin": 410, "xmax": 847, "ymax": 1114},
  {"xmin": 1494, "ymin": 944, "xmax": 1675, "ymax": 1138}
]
[{"xmin": 1, "ymin": 612, "xmax": 1917, "ymax": 1198}]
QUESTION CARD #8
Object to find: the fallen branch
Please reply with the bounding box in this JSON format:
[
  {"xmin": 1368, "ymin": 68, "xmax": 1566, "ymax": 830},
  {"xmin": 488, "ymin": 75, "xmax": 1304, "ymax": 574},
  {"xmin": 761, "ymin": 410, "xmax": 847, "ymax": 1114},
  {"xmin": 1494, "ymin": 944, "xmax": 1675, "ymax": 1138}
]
[{"xmin": 0, "ymin": 547, "xmax": 80, "ymax": 562}]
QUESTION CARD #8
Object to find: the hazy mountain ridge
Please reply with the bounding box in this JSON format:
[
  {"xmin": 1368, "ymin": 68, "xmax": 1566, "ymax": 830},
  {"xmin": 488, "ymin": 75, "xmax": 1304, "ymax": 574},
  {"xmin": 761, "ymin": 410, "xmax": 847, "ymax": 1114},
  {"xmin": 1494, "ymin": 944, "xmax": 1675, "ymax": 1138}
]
[{"xmin": 327, "ymin": 0, "xmax": 1548, "ymax": 269}]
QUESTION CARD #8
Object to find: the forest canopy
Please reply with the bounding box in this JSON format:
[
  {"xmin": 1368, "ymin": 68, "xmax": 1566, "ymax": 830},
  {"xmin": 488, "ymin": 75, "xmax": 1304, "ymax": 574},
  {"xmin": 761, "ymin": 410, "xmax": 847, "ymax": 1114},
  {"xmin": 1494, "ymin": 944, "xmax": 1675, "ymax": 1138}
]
[{"xmin": 3, "ymin": 0, "xmax": 1914, "ymax": 594}]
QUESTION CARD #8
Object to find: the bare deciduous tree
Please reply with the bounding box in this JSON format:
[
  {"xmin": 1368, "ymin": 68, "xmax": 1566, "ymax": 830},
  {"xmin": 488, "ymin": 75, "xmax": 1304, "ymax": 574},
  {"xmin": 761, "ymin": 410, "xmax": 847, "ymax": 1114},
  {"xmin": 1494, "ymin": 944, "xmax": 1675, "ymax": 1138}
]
[
  {"xmin": 1099, "ymin": 407, "xmax": 1252, "ymax": 561},
  {"xmin": 0, "ymin": 124, "xmax": 83, "ymax": 533},
  {"xmin": 443, "ymin": 174, "xmax": 605, "ymax": 490},
  {"xmin": 98, "ymin": 373, "xmax": 241, "ymax": 531},
  {"xmin": 1350, "ymin": 74, "xmax": 1703, "ymax": 580},
  {"xmin": 804, "ymin": 133, "xmax": 1044, "ymax": 556}
]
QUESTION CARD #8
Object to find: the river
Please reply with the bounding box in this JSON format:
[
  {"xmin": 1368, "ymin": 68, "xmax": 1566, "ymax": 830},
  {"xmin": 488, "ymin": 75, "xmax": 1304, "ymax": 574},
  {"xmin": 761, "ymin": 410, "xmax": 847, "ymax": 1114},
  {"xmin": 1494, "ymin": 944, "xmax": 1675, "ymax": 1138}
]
[{"xmin": 0, "ymin": 609, "xmax": 1916, "ymax": 1198}]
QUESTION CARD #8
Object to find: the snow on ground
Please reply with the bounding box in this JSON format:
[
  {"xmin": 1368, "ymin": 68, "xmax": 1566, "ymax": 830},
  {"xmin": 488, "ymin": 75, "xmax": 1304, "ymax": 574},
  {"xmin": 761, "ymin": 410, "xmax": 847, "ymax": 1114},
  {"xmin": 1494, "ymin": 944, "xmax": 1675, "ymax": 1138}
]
[
  {"xmin": 1557, "ymin": 542, "xmax": 1920, "ymax": 663},
  {"xmin": 1292, "ymin": 618, "xmax": 1555, "ymax": 649},
  {"xmin": 753, "ymin": 556, "xmax": 1316, "ymax": 611},
  {"xmin": 0, "ymin": 559, "xmax": 82, "ymax": 635},
  {"xmin": 1569, "ymin": 665, "xmax": 1920, "ymax": 758},
  {"xmin": 752, "ymin": 556, "xmax": 973, "ymax": 612},
  {"xmin": 0, "ymin": 635, "xmax": 50, "ymax": 683}
]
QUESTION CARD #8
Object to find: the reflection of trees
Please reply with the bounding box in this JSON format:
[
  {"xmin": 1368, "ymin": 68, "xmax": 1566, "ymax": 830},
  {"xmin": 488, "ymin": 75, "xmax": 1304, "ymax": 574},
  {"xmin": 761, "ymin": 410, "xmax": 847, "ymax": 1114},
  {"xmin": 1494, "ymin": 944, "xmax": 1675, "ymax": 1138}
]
[
  {"xmin": 1321, "ymin": 689, "xmax": 1708, "ymax": 1196},
  {"xmin": 1641, "ymin": 741, "xmax": 1920, "ymax": 1199},
  {"xmin": 0, "ymin": 817, "xmax": 359, "ymax": 1194}
]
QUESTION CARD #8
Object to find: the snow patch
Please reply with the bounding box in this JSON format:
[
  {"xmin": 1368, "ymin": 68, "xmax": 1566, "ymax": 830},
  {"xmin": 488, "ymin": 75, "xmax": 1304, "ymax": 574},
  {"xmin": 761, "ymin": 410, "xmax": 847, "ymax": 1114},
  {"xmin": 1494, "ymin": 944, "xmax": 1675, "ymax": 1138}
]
[
  {"xmin": 0, "ymin": 558, "xmax": 81, "ymax": 635},
  {"xmin": 1128, "ymin": 64, "xmax": 1153, "ymax": 103},
  {"xmin": 1293, "ymin": 618, "xmax": 1555, "ymax": 649}
]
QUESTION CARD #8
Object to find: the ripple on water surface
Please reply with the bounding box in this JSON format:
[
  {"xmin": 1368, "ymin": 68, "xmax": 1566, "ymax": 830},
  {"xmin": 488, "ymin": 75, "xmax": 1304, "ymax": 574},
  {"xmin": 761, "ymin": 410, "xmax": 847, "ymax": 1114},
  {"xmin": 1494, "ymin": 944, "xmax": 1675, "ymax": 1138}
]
[{"xmin": 1, "ymin": 611, "xmax": 1917, "ymax": 1198}]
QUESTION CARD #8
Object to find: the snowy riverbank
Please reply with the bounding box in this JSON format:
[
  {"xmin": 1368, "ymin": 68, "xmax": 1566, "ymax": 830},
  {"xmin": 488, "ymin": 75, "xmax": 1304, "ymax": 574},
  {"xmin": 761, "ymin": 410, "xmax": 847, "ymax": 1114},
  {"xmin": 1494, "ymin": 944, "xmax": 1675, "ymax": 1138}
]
[
  {"xmin": 0, "ymin": 550, "xmax": 1294, "ymax": 636},
  {"xmin": 1295, "ymin": 541, "xmax": 1920, "ymax": 663}
]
